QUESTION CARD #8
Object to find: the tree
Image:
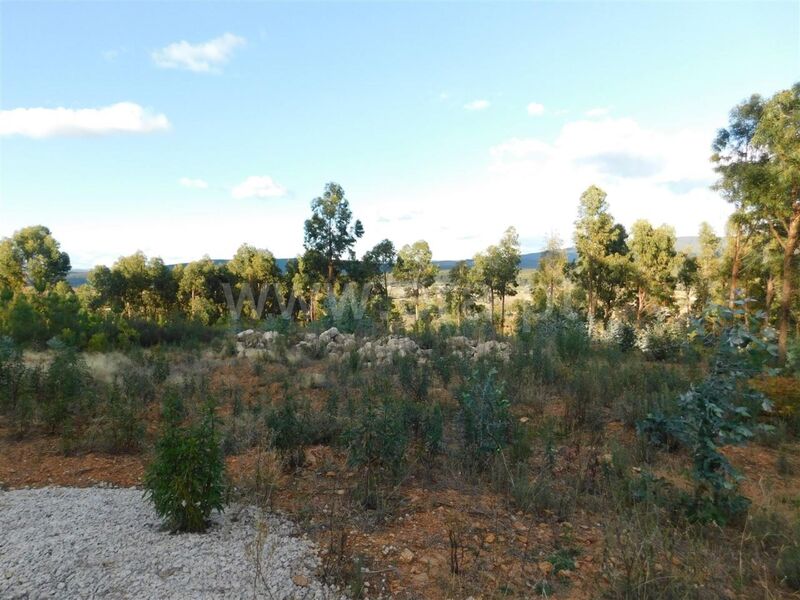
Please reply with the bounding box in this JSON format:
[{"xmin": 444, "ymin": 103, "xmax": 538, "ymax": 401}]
[
  {"xmin": 696, "ymin": 222, "xmax": 722, "ymax": 308},
  {"xmin": 176, "ymin": 257, "xmax": 230, "ymax": 324},
  {"xmin": 677, "ymin": 254, "xmax": 699, "ymax": 315},
  {"xmin": 573, "ymin": 186, "xmax": 618, "ymax": 325},
  {"xmin": 629, "ymin": 220, "xmax": 678, "ymax": 325},
  {"xmin": 473, "ymin": 248, "xmax": 500, "ymax": 325},
  {"xmin": 495, "ymin": 227, "xmax": 521, "ymax": 331},
  {"xmin": 537, "ymin": 233, "xmax": 567, "ymax": 309},
  {"xmin": 361, "ymin": 239, "xmax": 396, "ymax": 326},
  {"xmin": 445, "ymin": 261, "xmax": 479, "ymax": 326},
  {"xmin": 752, "ymin": 84, "xmax": 800, "ymax": 362},
  {"xmin": 362, "ymin": 239, "xmax": 396, "ymax": 297},
  {"xmin": 393, "ymin": 241, "xmax": 438, "ymax": 323},
  {"xmin": 0, "ymin": 226, "xmax": 70, "ymax": 293},
  {"xmin": 713, "ymin": 83, "xmax": 800, "ymax": 362},
  {"xmin": 303, "ymin": 183, "xmax": 364, "ymax": 290},
  {"xmin": 227, "ymin": 244, "xmax": 281, "ymax": 318}
]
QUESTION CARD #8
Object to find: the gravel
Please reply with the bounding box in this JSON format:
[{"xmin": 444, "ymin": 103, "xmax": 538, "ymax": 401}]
[{"xmin": 0, "ymin": 487, "xmax": 344, "ymax": 599}]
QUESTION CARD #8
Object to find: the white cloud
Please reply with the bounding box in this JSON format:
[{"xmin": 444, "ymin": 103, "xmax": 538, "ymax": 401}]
[
  {"xmin": 231, "ymin": 176, "xmax": 286, "ymax": 199},
  {"xmin": 464, "ymin": 99, "xmax": 490, "ymax": 111},
  {"xmin": 526, "ymin": 102, "xmax": 545, "ymax": 116},
  {"xmin": 179, "ymin": 177, "xmax": 209, "ymax": 189},
  {"xmin": 361, "ymin": 116, "xmax": 727, "ymax": 258},
  {"xmin": 585, "ymin": 107, "xmax": 610, "ymax": 117},
  {"xmin": 152, "ymin": 33, "xmax": 245, "ymax": 73},
  {"xmin": 0, "ymin": 102, "xmax": 171, "ymax": 139}
]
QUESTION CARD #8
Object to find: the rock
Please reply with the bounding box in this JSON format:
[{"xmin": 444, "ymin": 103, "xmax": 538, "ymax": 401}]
[
  {"xmin": 292, "ymin": 574, "xmax": 310, "ymax": 587},
  {"xmin": 400, "ymin": 548, "xmax": 415, "ymax": 563}
]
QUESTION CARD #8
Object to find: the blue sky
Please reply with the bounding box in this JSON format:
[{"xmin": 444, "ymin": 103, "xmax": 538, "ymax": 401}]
[{"xmin": 1, "ymin": 1, "xmax": 798, "ymax": 267}]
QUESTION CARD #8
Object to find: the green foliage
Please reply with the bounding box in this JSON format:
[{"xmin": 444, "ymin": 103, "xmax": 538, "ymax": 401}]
[
  {"xmin": 266, "ymin": 396, "xmax": 311, "ymax": 469},
  {"xmin": 637, "ymin": 302, "xmax": 775, "ymax": 523},
  {"xmin": 144, "ymin": 400, "xmax": 228, "ymax": 533},
  {"xmin": 459, "ymin": 367, "xmax": 512, "ymax": 462},
  {"xmin": 606, "ymin": 319, "xmax": 636, "ymax": 352},
  {"xmin": 41, "ymin": 341, "xmax": 90, "ymax": 433},
  {"xmin": 88, "ymin": 383, "xmax": 145, "ymax": 453},
  {"xmin": 345, "ymin": 400, "xmax": 408, "ymax": 509},
  {"xmin": 636, "ymin": 318, "xmax": 685, "ymax": 361}
]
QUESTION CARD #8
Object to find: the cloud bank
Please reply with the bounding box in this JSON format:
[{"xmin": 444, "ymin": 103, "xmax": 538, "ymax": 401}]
[{"xmin": 0, "ymin": 102, "xmax": 171, "ymax": 139}]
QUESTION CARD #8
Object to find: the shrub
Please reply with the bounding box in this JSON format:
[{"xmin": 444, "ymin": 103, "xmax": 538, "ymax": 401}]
[
  {"xmin": 637, "ymin": 303, "xmax": 775, "ymax": 524},
  {"xmin": 266, "ymin": 397, "xmax": 310, "ymax": 469},
  {"xmin": 346, "ymin": 400, "xmax": 408, "ymax": 509},
  {"xmin": 636, "ymin": 320, "xmax": 684, "ymax": 361},
  {"xmin": 0, "ymin": 337, "xmax": 27, "ymax": 419},
  {"xmin": 460, "ymin": 367, "xmax": 512, "ymax": 464},
  {"xmin": 87, "ymin": 383, "xmax": 145, "ymax": 453},
  {"xmin": 41, "ymin": 342, "xmax": 90, "ymax": 433},
  {"xmin": 606, "ymin": 319, "xmax": 636, "ymax": 352},
  {"xmin": 143, "ymin": 400, "xmax": 228, "ymax": 532}
]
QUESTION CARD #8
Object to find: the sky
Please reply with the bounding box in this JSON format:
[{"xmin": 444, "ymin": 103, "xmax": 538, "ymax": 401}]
[{"xmin": 1, "ymin": 1, "xmax": 798, "ymax": 268}]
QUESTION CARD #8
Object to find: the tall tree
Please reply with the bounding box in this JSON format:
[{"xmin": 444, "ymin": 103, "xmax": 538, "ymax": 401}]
[
  {"xmin": 303, "ymin": 183, "xmax": 364, "ymax": 290},
  {"xmin": 629, "ymin": 220, "xmax": 678, "ymax": 325},
  {"xmin": 713, "ymin": 84, "xmax": 800, "ymax": 361},
  {"xmin": 0, "ymin": 226, "xmax": 71, "ymax": 293},
  {"xmin": 393, "ymin": 240, "xmax": 438, "ymax": 323},
  {"xmin": 537, "ymin": 233, "xmax": 567, "ymax": 309},
  {"xmin": 573, "ymin": 186, "xmax": 618, "ymax": 324},
  {"xmin": 696, "ymin": 222, "xmax": 722, "ymax": 308},
  {"xmin": 227, "ymin": 244, "xmax": 281, "ymax": 317},
  {"xmin": 495, "ymin": 227, "xmax": 521, "ymax": 331},
  {"xmin": 445, "ymin": 260, "xmax": 479, "ymax": 326}
]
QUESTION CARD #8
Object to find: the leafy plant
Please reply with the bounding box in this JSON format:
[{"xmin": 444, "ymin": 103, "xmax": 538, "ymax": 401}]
[
  {"xmin": 143, "ymin": 398, "xmax": 227, "ymax": 532},
  {"xmin": 460, "ymin": 367, "xmax": 512, "ymax": 462},
  {"xmin": 637, "ymin": 302, "xmax": 775, "ymax": 523},
  {"xmin": 345, "ymin": 400, "xmax": 408, "ymax": 509}
]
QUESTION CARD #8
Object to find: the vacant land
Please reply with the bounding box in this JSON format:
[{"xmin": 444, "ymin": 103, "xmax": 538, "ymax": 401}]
[{"xmin": 2, "ymin": 313, "xmax": 800, "ymax": 599}]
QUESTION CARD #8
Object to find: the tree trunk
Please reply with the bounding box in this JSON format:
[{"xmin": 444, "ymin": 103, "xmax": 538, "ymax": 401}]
[
  {"xmin": 778, "ymin": 210, "xmax": 800, "ymax": 363},
  {"xmin": 765, "ymin": 275, "xmax": 775, "ymax": 326},
  {"xmin": 637, "ymin": 286, "xmax": 646, "ymax": 327},
  {"xmin": 729, "ymin": 227, "xmax": 742, "ymax": 308},
  {"xmin": 489, "ymin": 287, "xmax": 495, "ymax": 327},
  {"xmin": 414, "ymin": 288, "xmax": 420, "ymax": 323},
  {"xmin": 500, "ymin": 293, "xmax": 506, "ymax": 333}
]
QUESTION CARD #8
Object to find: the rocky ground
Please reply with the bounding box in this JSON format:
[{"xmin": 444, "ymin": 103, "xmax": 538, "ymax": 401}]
[{"xmin": 0, "ymin": 487, "xmax": 343, "ymax": 600}]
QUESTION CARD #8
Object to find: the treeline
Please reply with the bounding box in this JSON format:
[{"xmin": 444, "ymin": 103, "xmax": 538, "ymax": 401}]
[{"xmin": 0, "ymin": 84, "xmax": 798, "ymax": 359}]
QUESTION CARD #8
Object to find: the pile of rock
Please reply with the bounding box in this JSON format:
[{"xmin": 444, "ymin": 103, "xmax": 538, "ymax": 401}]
[
  {"xmin": 236, "ymin": 329, "xmax": 283, "ymax": 350},
  {"xmin": 234, "ymin": 327, "xmax": 511, "ymax": 365},
  {"xmin": 448, "ymin": 336, "xmax": 511, "ymax": 362},
  {"xmin": 234, "ymin": 329, "xmax": 286, "ymax": 359},
  {"xmin": 295, "ymin": 327, "xmax": 357, "ymax": 361},
  {"xmin": 357, "ymin": 335, "xmax": 432, "ymax": 368}
]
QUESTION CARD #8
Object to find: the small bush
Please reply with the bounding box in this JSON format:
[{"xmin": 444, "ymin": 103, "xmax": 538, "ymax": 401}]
[
  {"xmin": 460, "ymin": 367, "xmax": 512, "ymax": 465},
  {"xmin": 637, "ymin": 320, "xmax": 684, "ymax": 361},
  {"xmin": 143, "ymin": 399, "xmax": 228, "ymax": 533}
]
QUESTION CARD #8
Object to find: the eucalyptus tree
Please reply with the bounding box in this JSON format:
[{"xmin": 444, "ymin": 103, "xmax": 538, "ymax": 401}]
[
  {"xmin": 445, "ymin": 260, "xmax": 480, "ymax": 326},
  {"xmin": 629, "ymin": 220, "xmax": 678, "ymax": 325},
  {"xmin": 573, "ymin": 186, "xmax": 615, "ymax": 322},
  {"xmin": 227, "ymin": 244, "xmax": 281, "ymax": 318},
  {"xmin": 537, "ymin": 233, "xmax": 567, "ymax": 309},
  {"xmin": 393, "ymin": 240, "xmax": 438, "ymax": 323},
  {"xmin": 696, "ymin": 222, "xmax": 722, "ymax": 308},
  {"xmin": 713, "ymin": 83, "xmax": 800, "ymax": 361},
  {"xmin": 303, "ymin": 182, "xmax": 364, "ymax": 290},
  {"xmin": 0, "ymin": 225, "xmax": 71, "ymax": 293}
]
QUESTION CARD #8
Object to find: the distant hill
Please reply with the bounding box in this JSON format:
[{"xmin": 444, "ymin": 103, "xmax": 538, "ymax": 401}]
[
  {"xmin": 433, "ymin": 248, "xmax": 578, "ymax": 271},
  {"xmin": 66, "ymin": 238, "xmax": 700, "ymax": 286}
]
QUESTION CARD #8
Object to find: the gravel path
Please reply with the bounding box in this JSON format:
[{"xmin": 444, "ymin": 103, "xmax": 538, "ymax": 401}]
[{"xmin": 0, "ymin": 487, "xmax": 344, "ymax": 599}]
